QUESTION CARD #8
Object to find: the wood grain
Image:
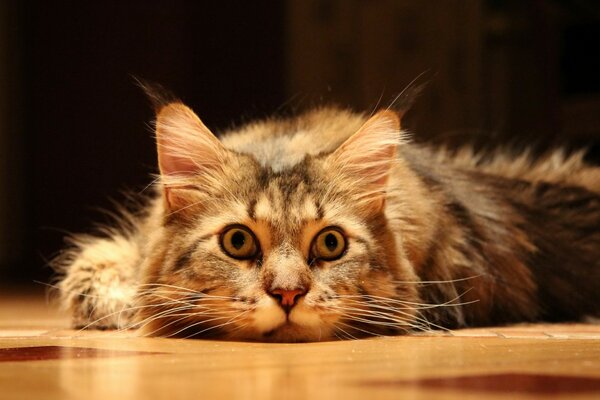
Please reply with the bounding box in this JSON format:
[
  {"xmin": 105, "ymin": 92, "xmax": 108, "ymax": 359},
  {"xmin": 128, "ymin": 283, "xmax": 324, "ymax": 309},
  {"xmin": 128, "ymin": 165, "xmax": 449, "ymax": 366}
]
[{"xmin": 0, "ymin": 290, "xmax": 598, "ymax": 400}]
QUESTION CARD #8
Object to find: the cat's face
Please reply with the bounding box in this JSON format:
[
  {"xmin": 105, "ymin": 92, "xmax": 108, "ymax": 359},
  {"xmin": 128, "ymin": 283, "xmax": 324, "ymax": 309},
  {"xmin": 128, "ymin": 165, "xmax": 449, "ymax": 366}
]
[{"xmin": 136, "ymin": 103, "xmax": 419, "ymax": 341}]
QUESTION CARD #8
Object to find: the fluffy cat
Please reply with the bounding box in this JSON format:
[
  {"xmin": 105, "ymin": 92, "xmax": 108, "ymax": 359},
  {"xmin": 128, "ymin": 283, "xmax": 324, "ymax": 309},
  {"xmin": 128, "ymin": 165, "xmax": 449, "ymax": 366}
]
[{"xmin": 55, "ymin": 88, "xmax": 600, "ymax": 342}]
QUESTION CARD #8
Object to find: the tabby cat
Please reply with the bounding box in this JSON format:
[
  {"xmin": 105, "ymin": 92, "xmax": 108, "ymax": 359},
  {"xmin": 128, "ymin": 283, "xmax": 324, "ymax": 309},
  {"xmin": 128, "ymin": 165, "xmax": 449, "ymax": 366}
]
[{"xmin": 55, "ymin": 87, "xmax": 600, "ymax": 342}]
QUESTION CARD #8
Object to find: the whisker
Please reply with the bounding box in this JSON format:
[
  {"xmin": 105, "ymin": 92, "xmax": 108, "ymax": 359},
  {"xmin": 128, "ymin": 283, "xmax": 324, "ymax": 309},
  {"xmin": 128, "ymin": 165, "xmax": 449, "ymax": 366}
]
[
  {"xmin": 333, "ymin": 288, "xmax": 478, "ymax": 333},
  {"xmin": 393, "ymin": 274, "xmax": 483, "ymax": 285},
  {"xmin": 170, "ymin": 310, "xmax": 251, "ymax": 339},
  {"xmin": 126, "ymin": 305, "xmax": 201, "ymax": 332},
  {"xmin": 134, "ymin": 311, "xmax": 199, "ymax": 336},
  {"xmin": 337, "ymin": 290, "xmax": 478, "ymax": 309},
  {"xmin": 335, "ymin": 321, "xmax": 384, "ymax": 338},
  {"xmin": 133, "ymin": 303, "xmax": 244, "ymax": 337},
  {"xmin": 333, "ymin": 306, "xmax": 429, "ymax": 333},
  {"xmin": 333, "ymin": 324, "xmax": 359, "ymax": 340}
]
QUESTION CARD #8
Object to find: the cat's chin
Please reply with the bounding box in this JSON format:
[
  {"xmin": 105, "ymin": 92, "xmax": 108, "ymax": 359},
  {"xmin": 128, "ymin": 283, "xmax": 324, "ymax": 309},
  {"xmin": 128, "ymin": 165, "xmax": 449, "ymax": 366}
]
[{"xmin": 256, "ymin": 321, "xmax": 333, "ymax": 343}]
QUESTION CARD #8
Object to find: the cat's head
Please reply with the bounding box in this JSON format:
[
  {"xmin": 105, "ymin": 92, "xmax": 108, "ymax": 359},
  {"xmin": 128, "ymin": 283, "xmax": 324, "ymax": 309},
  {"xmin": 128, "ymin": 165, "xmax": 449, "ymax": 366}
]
[{"xmin": 137, "ymin": 100, "xmax": 421, "ymax": 341}]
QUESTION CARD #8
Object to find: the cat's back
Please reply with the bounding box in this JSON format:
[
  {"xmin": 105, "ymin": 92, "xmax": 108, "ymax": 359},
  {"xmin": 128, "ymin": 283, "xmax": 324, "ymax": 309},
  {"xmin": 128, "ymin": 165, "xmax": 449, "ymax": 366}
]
[
  {"xmin": 219, "ymin": 107, "xmax": 365, "ymax": 172},
  {"xmin": 430, "ymin": 146, "xmax": 600, "ymax": 193}
]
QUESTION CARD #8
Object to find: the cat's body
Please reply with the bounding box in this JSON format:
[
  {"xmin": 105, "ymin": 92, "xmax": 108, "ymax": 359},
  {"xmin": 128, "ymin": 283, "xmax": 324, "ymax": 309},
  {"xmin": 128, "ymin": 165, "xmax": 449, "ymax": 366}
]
[{"xmin": 56, "ymin": 101, "xmax": 600, "ymax": 342}]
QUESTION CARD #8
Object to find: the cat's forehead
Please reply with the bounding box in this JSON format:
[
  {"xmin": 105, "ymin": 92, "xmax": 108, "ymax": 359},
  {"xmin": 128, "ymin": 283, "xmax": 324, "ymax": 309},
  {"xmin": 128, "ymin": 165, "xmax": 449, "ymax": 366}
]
[
  {"xmin": 230, "ymin": 134, "xmax": 327, "ymax": 173},
  {"xmin": 252, "ymin": 186, "xmax": 321, "ymax": 223},
  {"xmin": 250, "ymin": 169, "xmax": 322, "ymax": 222},
  {"xmin": 220, "ymin": 107, "xmax": 365, "ymax": 173},
  {"xmin": 243, "ymin": 168, "xmax": 364, "ymax": 232}
]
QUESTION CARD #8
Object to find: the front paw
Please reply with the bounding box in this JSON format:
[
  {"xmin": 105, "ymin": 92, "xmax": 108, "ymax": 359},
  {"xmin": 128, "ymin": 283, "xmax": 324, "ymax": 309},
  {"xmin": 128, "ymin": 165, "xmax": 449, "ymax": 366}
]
[{"xmin": 59, "ymin": 259, "xmax": 136, "ymax": 330}]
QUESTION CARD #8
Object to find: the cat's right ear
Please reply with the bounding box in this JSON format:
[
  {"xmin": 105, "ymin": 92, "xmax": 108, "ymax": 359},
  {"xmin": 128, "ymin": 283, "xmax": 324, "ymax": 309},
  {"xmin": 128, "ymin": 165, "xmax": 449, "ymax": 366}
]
[
  {"xmin": 327, "ymin": 110, "xmax": 403, "ymax": 214},
  {"xmin": 155, "ymin": 103, "xmax": 228, "ymax": 211}
]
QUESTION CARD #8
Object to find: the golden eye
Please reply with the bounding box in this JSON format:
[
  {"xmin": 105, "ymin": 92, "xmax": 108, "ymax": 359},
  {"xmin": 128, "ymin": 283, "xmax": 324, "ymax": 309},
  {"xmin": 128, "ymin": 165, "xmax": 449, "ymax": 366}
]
[
  {"xmin": 312, "ymin": 227, "xmax": 347, "ymax": 261},
  {"xmin": 220, "ymin": 225, "xmax": 259, "ymax": 260}
]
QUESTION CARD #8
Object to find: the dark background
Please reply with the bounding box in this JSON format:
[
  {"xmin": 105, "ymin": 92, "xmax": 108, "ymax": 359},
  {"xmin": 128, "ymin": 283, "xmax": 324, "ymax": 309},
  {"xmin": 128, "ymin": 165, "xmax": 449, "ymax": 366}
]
[{"xmin": 1, "ymin": 0, "xmax": 599, "ymax": 284}]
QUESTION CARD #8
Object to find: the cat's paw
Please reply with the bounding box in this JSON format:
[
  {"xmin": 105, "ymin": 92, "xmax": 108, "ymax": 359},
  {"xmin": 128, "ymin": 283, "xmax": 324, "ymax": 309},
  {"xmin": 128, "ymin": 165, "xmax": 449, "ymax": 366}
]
[{"xmin": 55, "ymin": 236, "xmax": 139, "ymax": 330}]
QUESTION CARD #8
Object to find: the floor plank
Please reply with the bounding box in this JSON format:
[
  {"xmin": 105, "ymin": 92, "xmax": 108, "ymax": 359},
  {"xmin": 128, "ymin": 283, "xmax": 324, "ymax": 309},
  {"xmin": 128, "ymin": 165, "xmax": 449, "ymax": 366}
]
[{"xmin": 0, "ymin": 288, "xmax": 598, "ymax": 400}]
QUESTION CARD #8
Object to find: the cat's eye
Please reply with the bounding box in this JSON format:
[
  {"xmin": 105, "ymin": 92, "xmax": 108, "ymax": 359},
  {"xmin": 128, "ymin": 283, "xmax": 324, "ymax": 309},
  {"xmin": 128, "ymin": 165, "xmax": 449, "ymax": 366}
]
[
  {"xmin": 311, "ymin": 227, "xmax": 347, "ymax": 261},
  {"xmin": 220, "ymin": 225, "xmax": 259, "ymax": 260}
]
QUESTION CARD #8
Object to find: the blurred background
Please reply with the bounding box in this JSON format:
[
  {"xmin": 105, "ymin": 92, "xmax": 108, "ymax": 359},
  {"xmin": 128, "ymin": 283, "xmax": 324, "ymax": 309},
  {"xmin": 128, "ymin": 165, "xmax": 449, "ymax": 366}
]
[{"xmin": 1, "ymin": 0, "xmax": 599, "ymax": 285}]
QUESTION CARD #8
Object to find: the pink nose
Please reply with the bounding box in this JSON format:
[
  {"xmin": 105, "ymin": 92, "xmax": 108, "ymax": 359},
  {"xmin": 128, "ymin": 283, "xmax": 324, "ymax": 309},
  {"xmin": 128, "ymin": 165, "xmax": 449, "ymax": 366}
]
[{"xmin": 269, "ymin": 288, "xmax": 306, "ymax": 311}]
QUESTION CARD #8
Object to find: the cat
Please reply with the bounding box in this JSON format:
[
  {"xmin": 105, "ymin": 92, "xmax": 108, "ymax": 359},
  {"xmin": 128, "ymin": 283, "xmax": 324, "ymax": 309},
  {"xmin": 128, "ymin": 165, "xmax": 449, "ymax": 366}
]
[{"xmin": 54, "ymin": 85, "xmax": 600, "ymax": 342}]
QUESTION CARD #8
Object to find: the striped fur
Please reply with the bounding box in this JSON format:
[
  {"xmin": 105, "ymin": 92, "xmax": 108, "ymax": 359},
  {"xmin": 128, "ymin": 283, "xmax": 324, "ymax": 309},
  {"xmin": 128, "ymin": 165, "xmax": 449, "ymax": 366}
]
[{"xmin": 55, "ymin": 102, "xmax": 600, "ymax": 341}]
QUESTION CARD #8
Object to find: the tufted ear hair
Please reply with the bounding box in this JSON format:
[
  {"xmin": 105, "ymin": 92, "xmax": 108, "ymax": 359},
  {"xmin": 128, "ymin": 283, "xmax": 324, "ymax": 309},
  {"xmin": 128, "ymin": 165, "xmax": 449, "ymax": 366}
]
[
  {"xmin": 155, "ymin": 102, "xmax": 228, "ymax": 212},
  {"xmin": 328, "ymin": 110, "xmax": 404, "ymax": 213},
  {"xmin": 156, "ymin": 103, "xmax": 227, "ymax": 176}
]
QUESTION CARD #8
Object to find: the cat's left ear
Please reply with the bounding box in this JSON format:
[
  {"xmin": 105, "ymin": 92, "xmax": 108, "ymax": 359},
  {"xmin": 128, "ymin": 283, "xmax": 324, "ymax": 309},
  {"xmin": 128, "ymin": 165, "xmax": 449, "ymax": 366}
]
[
  {"xmin": 155, "ymin": 102, "xmax": 228, "ymax": 211},
  {"xmin": 155, "ymin": 103, "xmax": 226, "ymax": 176},
  {"xmin": 328, "ymin": 110, "xmax": 403, "ymax": 212}
]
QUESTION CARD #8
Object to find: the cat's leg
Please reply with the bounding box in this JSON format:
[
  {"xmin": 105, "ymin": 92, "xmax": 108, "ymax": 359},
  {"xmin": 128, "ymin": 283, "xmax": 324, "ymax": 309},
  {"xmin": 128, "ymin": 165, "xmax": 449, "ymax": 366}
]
[{"xmin": 56, "ymin": 234, "xmax": 141, "ymax": 330}]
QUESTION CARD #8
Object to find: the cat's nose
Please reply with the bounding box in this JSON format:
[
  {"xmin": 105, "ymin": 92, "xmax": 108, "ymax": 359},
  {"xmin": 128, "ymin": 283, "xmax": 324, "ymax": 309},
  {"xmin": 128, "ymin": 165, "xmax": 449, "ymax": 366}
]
[{"xmin": 269, "ymin": 288, "xmax": 307, "ymax": 313}]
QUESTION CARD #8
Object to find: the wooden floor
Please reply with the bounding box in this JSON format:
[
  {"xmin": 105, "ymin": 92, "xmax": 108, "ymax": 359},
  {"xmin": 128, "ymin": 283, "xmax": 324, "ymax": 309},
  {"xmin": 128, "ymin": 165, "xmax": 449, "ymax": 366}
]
[{"xmin": 1, "ymin": 287, "xmax": 599, "ymax": 400}]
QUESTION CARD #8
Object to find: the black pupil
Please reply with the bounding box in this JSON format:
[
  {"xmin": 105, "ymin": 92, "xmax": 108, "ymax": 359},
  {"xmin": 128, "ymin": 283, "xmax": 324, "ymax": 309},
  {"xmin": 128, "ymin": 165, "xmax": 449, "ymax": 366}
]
[
  {"xmin": 231, "ymin": 231, "xmax": 246, "ymax": 250},
  {"xmin": 324, "ymin": 233, "xmax": 338, "ymax": 252}
]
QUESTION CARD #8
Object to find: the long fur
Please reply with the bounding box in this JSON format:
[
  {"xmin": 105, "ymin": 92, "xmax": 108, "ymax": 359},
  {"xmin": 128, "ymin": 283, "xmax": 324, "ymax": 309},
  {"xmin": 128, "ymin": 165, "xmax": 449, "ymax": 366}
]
[{"xmin": 54, "ymin": 104, "xmax": 599, "ymax": 341}]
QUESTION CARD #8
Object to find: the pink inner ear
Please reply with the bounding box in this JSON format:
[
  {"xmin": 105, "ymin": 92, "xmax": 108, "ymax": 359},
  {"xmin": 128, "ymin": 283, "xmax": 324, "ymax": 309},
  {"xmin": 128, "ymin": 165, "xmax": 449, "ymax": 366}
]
[
  {"xmin": 329, "ymin": 110, "xmax": 401, "ymax": 212},
  {"xmin": 157, "ymin": 137, "xmax": 200, "ymax": 176},
  {"xmin": 155, "ymin": 103, "xmax": 226, "ymax": 178},
  {"xmin": 333, "ymin": 110, "xmax": 401, "ymax": 182},
  {"xmin": 368, "ymin": 144, "xmax": 397, "ymax": 186}
]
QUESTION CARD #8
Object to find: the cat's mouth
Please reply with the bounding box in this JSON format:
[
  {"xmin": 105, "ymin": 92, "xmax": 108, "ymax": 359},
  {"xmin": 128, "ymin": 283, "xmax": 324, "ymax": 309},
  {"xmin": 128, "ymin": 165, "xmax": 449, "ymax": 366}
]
[
  {"xmin": 260, "ymin": 318, "xmax": 328, "ymax": 342},
  {"xmin": 263, "ymin": 318, "xmax": 294, "ymax": 335},
  {"xmin": 261, "ymin": 322, "xmax": 308, "ymax": 342}
]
